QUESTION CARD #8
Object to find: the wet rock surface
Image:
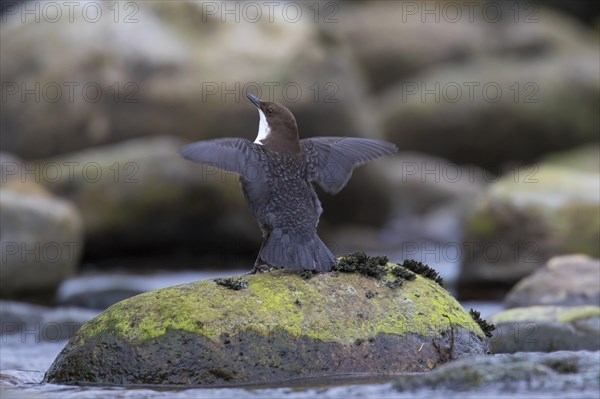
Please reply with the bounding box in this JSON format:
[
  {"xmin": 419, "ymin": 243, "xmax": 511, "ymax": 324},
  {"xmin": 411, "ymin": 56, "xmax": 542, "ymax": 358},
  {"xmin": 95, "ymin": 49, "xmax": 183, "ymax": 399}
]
[
  {"xmin": 45, "ymin": 262, "xmax": 489, "ymax": 386},
  {"xmin": 5, "ymin": 352, "xmax": 600, "ymax": 398},
  {"xmin": 394, "ymin": 350, "xmax": 600, "ymax": 393},
  {"xmin": 489, "ymin": 305, "xmax": 600, "ymax": 353},
  {"xmin": 487, "ymin": 253, "xmax": 600, "ymax": 354}
]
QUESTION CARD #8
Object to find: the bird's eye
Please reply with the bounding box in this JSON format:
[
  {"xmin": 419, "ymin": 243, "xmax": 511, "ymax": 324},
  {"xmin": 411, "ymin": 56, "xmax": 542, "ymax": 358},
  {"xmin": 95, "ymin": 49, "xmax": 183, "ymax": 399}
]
[{"xmin": 267, "ymin": 108, "xmax": 273, "ymax": 114}]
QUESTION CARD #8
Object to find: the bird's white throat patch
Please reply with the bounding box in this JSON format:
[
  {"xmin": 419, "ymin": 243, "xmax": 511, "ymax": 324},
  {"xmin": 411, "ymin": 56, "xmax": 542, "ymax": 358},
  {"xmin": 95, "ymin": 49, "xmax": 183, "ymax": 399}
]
[{"xmin": 254, "ymin": 109, "xmax": 271, "ymax": 144}]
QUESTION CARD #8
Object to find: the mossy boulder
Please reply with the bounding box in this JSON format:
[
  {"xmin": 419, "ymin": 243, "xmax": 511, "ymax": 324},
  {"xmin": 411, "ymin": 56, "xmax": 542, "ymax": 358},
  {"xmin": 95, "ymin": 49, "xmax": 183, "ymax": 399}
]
[
  {"xmin": 45, "ymin": 263, "xmax": 489, "ymax": 386},
  {"xmin": 458, "ymin": 164, "xmax": 600, "ymax": 300}
]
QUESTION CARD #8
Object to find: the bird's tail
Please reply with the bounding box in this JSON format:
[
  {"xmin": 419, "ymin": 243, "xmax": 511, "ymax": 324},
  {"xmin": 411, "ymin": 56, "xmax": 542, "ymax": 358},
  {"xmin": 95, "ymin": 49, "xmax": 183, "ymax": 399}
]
[{"xmin": 260, "ymin": 228, "xmax": 336, "ymax": 272}]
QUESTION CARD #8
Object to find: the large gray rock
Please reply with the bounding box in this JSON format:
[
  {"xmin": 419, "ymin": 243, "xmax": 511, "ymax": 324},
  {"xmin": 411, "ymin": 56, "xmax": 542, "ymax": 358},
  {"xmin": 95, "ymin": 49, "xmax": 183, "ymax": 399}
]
[
  {"xmin": 45, "ymin": 262, "xmax": 490, "ymax": 386},
  {"xmin": 489, "ymin": 306, "xmax": 600, "ymax": 353},
  {"xmin": 0, "ymin": 187, "xmax": 83, "ymax": 300},
  {"xmin": 458, "ymin": 163, "xmax": 600, "ymax": 300},
  {"xmin": 505, "ymin": 254, "xmax": 600, "ymax": 308}
]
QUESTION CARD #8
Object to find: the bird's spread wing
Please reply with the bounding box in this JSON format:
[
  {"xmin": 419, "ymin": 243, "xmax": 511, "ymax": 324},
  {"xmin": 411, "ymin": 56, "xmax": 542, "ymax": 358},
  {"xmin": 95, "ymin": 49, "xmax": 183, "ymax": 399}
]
[
  {"xmin": 301, "ymin": 137, "xmax": 397, "ymax": 194},
  {"xmin": 180, "ymin": 138, "xmax": 261, "ymax": 180}
]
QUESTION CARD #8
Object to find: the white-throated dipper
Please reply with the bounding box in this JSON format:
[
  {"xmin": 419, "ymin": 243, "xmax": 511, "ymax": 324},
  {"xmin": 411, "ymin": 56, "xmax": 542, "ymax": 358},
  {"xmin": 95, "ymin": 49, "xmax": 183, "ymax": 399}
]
[{"xmin": 180, "ymin": 93, "xmax": 397, "ymax": 273}]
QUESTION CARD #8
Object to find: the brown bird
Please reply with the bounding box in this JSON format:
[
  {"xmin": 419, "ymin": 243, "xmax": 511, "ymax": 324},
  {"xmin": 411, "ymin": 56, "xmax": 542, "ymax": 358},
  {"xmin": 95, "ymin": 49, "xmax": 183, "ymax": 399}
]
[{"xmin": 181, "ymin": 93, "xmax": 397, "ymax": 273}]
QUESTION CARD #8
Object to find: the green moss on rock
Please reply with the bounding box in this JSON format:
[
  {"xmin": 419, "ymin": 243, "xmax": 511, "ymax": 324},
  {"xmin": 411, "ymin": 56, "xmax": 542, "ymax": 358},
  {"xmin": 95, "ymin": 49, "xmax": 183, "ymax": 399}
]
[
  {"xmin": 46, "ymin": 263, "xmax": 490, "ymax": 386},
  {"xmin": 401, "ymin": 259, "xmax": 444, "ymax": 287},
  {"xmin": 469, "ymin": 309, "xmax": 496, "ymax": 338}
]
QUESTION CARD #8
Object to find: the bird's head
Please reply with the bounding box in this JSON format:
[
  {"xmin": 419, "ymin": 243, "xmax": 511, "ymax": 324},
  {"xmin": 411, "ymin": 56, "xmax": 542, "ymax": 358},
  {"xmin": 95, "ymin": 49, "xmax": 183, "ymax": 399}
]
[{"xmin": 247, "ymin": 93, "xmax": 300, "ymax": 153}]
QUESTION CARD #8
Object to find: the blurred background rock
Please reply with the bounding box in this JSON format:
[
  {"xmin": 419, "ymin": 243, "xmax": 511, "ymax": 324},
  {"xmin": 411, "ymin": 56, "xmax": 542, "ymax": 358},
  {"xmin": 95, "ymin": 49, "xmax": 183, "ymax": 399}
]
[{"xmin": 1, "ymin": 0, "xmax": 598, "ymax": 307}]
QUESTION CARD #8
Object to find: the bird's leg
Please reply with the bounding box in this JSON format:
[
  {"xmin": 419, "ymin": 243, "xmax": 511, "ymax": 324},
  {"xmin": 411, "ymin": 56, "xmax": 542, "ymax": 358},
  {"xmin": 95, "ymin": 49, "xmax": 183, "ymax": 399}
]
[
  {"xmin": 248, "ymin": 230, "xmax": 272, "ymax": 274},
  {"xmin": 248, "ymin": 241, "xmax": 267, "ymax": 274}
]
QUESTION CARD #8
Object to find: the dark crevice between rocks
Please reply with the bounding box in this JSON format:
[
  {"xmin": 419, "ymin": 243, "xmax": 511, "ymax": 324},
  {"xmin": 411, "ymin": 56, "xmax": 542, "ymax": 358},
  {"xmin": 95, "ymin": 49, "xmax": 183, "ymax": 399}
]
[
  {"xmin": 214, "ymin": 277, "xmax": 248, "ymax": 290},
  {"xmin": 469, "ymin": 309, "xmax": 496, "ymax": 338},
  {"xmin": 401, "ymin": 259, "xmax": 445, "ymax": 287}
]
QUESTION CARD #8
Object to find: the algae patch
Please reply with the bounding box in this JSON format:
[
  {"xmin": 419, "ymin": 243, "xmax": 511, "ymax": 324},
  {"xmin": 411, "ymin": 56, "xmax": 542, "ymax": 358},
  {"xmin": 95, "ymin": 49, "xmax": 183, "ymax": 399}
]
[
  {"xmin": 214, "ymin": 277, "xmax": 248, "ymax": 290},
  {"xmin": 386, "ymin": 264, "xmax": 417, "ymax": 288},
  {"xmin": 391, "ymin": 265, "xmax": 417, "ymax": 281},
  {"xmin": 333, "ymin": 252, "xmax": 429, "ymax": 291},
  {"xmin": 402, "ymin": 259, "xmax": 445, "ymax": 287},
  {"xmin": 333, "ymin": 252, "xmax": 389, "ymax": 278},
  {"xmin": 469, "ymin": 309, "xmax": 496, "ymax": 338}
]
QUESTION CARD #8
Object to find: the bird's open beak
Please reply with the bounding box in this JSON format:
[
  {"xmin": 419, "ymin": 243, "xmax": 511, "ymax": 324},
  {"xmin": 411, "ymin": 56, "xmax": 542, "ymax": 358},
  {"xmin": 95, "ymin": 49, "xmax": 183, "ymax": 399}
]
[{"xmin": 246, "ymin": 93, "xmax": 262, "ymax": 108}]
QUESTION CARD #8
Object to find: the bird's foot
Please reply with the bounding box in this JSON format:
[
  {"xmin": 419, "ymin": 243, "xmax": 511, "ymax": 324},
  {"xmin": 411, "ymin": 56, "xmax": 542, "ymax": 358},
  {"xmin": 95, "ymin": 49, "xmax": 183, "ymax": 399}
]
[
  {"xmin": 299, "ymin": 269, "xmax": 317, "ymax": 279},
  {"xmin": 247, "ymin": 263, "xmax": 275, "ymax": 274}
]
